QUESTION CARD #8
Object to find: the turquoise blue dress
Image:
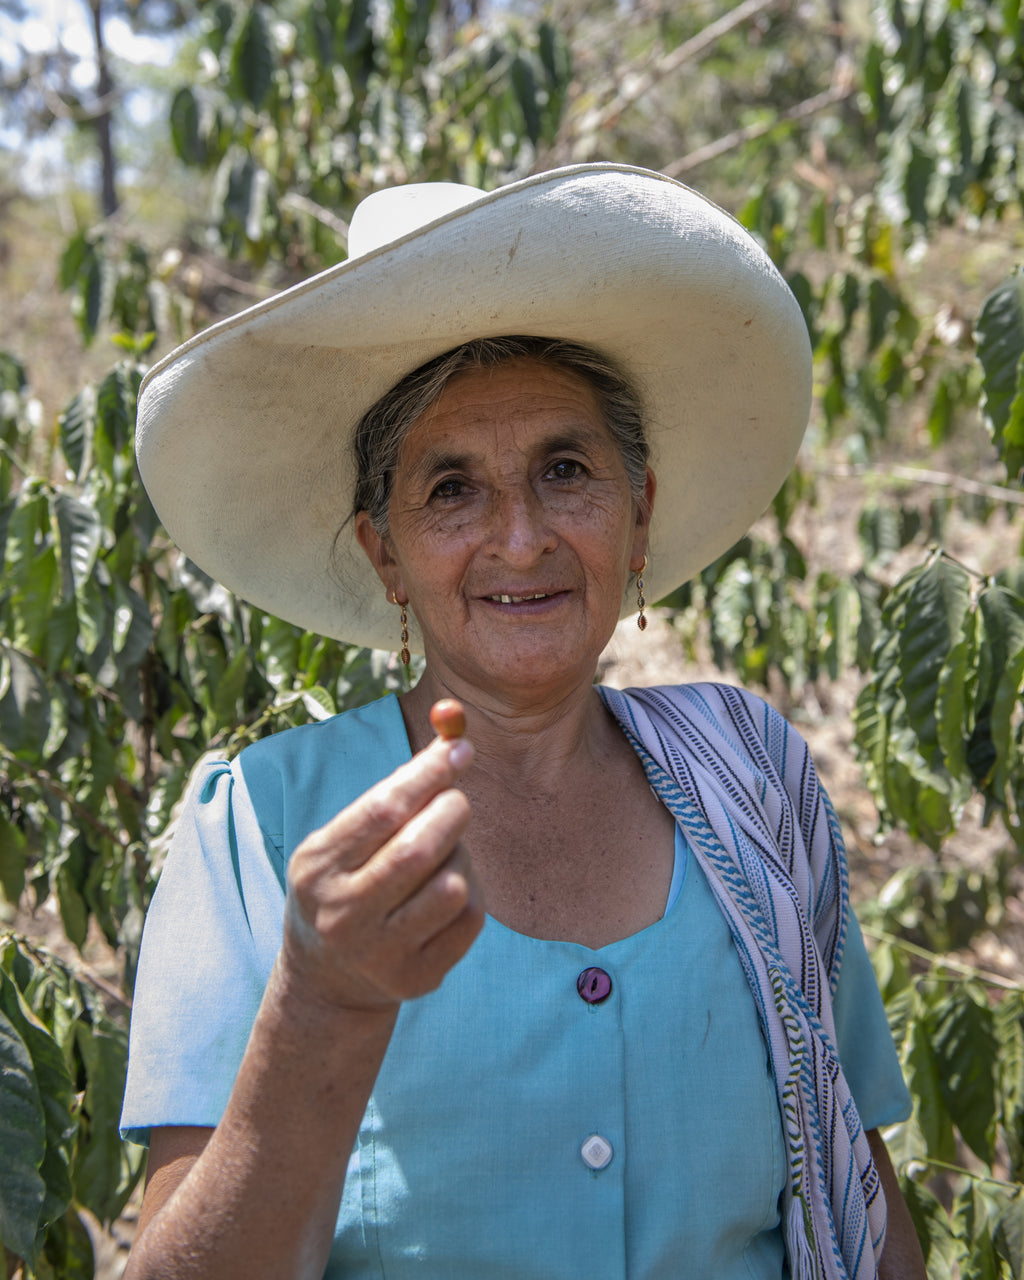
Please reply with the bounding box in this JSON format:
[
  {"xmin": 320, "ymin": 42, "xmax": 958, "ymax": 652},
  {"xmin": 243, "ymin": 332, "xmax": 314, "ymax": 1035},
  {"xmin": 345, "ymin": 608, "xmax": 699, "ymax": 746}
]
[{"xmin": 121, "ymin": 693, "xmax": 910, "ymax": 1278}]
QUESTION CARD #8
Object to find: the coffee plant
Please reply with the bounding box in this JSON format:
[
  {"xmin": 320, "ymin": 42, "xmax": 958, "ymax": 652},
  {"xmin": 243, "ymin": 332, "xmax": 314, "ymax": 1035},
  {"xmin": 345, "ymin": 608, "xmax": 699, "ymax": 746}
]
[{"xmin": 3, "ymin": 0, "xmax": 1024, "ymax": 1273}]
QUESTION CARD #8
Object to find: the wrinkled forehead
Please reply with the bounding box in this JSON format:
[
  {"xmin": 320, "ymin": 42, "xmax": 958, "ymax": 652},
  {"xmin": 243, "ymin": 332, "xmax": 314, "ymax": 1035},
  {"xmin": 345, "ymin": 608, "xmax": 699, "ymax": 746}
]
[{"xmin": 393, "ymin": 358, "xmax": 615, "ymax": 476}]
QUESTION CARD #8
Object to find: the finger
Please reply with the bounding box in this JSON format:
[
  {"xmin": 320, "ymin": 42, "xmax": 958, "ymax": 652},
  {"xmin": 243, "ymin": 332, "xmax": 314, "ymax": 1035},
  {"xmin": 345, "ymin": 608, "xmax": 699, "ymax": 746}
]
[
  {"xmin": 351, "ymin": 788, "xmax": 472, "ymax": 915},
  {"xmin": 382, "ymin": 839, "xmax": 476, "ymax": 938},
  {"xmin": 301, "ymin": 734, "xmax": 474, "ymax": 874},
  {"xmin": 399, "ymin": 895, "xmax": 486, "ymax": 998}
]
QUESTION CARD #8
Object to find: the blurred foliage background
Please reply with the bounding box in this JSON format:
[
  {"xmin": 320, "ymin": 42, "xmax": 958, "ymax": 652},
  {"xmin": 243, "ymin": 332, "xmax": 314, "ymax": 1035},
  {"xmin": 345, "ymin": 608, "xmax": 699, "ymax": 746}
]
[{"xmin": 2, "ymin": 0, "xmax": 1024, "ymax": 1274}]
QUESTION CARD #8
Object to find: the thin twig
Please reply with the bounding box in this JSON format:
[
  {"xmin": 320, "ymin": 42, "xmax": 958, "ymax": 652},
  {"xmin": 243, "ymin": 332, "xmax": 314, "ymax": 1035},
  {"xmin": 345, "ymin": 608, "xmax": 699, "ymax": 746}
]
[
  {"xmin": 820, "ymin": 463, "xmax": 1024, "ymax": 507},
  {"xmin": 279, "ymin": 192, "xmax": 350, "ymax": 244},
  {"xmin": 896, "ymin": 1155, "xmax": 1022, "ymax": 1191},
  {"xmin": 860, "ymin": 923, "xmax": 1022, "ymax": 991},
  {"xmin": 579, "ymin": 0, "xmax": 781, "ymax": 138},
  {"xmin": 41, "ymin": 82, "xmax": 121, "ymax": 125},
  {"xmin": 74, "ymin": 958, "xmax": 131, "ymax": 1008},
  {"xmin": 0, "ymin": 437, "xmax": 32, "ymax": 477},
  {"xmin": 4, "ymin": 930, "xmax": 131, "ymax": 1008},
  {"xmin": 191, "ymin": 258, "xmax": 274, "ymax": 301}
]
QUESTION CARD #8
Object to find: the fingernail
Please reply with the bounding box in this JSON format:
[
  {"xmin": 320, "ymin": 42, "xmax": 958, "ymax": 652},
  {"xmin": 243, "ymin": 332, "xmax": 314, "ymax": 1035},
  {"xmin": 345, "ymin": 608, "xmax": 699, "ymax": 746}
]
[{"xmin": 448, "ymin": 738, "xmax": 473, "ymax": 770}]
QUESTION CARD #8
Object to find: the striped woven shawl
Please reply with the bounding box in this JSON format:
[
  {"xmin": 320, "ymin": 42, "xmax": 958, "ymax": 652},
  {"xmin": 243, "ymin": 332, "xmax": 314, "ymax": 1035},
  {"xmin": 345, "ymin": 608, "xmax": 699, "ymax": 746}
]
[{"xmin": 598, "ymin": 682, "xmax": 885, "ymax": 1280}]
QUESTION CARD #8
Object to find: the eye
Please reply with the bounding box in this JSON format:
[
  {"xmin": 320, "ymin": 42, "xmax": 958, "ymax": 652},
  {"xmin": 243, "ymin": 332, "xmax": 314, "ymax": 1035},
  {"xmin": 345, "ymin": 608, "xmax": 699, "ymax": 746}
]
[
  {"xmin": 431, "ymin": 476, "xmax": 466, "ymax": 500},
  {"xmin": 547, "ymin": 458, "xmax": 584, "ymax": 482}
]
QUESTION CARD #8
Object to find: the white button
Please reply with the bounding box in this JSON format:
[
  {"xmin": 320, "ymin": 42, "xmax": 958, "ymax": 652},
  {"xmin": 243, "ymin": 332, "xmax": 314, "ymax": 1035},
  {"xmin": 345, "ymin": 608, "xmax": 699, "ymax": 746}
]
[{"xmin": 580, "ymin": 1134, "xmax": 613, "ymax": 1170}]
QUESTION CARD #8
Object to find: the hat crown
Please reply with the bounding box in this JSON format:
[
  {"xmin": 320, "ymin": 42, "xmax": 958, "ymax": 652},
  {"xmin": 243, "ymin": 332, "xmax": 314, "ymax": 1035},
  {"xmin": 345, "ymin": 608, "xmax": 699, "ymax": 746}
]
[{"xmin": 349, "ymin": 182, "xmax": 483, "ymax": 257}]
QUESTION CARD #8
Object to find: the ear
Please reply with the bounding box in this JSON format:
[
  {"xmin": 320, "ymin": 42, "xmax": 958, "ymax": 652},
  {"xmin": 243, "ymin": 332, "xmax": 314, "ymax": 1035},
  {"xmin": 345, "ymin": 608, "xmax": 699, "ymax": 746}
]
[
  {"xmin": 354, "ymin": 511, "xmax": 406, "ymax": 602},
  {"xmin": 630, "ymin": 468, "xmax": 656, "ymax": 572}
]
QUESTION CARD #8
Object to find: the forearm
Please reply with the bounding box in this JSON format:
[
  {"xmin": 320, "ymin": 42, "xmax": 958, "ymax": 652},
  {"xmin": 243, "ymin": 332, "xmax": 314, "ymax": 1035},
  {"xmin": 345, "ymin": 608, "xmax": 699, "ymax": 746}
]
[{"xmin": 125, "ymin": 959, "xmax": 398, "ymax": 1280}]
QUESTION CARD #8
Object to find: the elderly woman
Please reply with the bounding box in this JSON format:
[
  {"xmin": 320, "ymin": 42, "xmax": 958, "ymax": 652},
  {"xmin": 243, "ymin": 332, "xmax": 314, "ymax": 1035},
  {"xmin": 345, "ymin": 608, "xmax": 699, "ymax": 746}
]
[{"xmin": 121, "ymin": 166, "xmax": 925, "ymax": 1280}]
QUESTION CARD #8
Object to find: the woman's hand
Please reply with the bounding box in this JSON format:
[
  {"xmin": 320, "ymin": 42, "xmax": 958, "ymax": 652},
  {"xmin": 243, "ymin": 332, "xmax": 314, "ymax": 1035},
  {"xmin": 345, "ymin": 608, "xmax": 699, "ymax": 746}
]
[{"xmin": 280, "ymin": 708, "xmax": 483, "ymax": 1013}]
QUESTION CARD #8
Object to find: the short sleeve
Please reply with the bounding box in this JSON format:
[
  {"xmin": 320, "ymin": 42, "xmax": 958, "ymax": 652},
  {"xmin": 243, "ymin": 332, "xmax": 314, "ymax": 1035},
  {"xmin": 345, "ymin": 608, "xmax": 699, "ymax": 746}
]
[
  {"xmin": 832, "ymin": 905, "xmax": 911, "ymax": 1130},
  {"xmin": 119, "ymin": 757, "xmax": 285, "ymax": 1145}
]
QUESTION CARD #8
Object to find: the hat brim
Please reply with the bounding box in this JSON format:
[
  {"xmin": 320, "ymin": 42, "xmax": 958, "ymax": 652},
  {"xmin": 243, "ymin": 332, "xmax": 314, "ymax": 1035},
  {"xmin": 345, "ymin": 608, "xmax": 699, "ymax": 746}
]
[{"xmin": 136, "ymin": 163, "xmax": 811, "ymax": 653}]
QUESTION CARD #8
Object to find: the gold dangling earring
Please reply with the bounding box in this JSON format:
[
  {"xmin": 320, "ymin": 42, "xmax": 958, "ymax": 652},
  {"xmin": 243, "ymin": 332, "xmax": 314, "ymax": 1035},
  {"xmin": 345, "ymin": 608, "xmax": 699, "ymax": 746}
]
[
  {"xmin": 636, "ymin": 556, "xmax": 648, "ymax": 632},
  {"xmin": 390, "ymin": 591, "xmax": 411, "ymax": 668}
]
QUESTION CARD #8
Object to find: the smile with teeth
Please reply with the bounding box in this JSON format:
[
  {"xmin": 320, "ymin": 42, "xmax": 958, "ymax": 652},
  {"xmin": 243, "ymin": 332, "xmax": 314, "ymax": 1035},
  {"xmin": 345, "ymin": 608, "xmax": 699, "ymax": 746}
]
[{"xmin": 488, "ymin": 592, "xmax": 553, "ymax": 604}]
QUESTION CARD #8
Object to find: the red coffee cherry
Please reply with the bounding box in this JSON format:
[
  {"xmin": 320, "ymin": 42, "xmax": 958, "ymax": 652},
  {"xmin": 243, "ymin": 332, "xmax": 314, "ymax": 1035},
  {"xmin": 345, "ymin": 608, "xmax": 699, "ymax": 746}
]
[{"xmin": 430, "ymin": 698, "xmax": 466, "ymax": 741}]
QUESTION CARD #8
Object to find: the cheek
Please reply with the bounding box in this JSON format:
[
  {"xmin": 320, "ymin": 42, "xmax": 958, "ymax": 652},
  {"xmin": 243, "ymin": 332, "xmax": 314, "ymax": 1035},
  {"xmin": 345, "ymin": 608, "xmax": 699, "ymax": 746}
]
[
  {"xmin": 389, "ymin": 502, "xmax": 471, "ymax": 562},
  {"xmin": 568, "ymin": 491, "xmax": 638, "ymax": 551}
]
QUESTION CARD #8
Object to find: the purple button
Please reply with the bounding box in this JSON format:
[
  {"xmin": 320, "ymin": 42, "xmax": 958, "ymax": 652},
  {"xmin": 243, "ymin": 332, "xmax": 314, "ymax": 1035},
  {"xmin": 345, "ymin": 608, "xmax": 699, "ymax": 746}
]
[{"xmin": 577, "ymin": 967, "xmax": 612, "ymax": 1004}]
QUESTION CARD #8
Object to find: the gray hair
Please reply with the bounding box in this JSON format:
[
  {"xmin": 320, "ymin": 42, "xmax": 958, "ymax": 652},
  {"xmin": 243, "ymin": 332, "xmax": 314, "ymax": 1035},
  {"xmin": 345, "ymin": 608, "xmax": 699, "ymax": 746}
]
[{"xmin": 351, "ymin": 335, "xmax": 649, "ymax": 535}]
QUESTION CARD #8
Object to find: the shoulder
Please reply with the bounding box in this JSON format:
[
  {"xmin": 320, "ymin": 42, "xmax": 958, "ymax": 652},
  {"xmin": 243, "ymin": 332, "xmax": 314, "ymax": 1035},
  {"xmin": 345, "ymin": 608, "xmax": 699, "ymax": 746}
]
[
  {"xmin": 231, "ymin": 693, "xmax": 412, "ymax": 867},
  {"xmin": 601, "ymin": 680, "xmax": 792, "ymax": 748},
  {"xmin": 238, "ymin": 692, "xmax": 406, "ymax": 784},
  {"xmin": 601, "ymin": 680, "xmax": 824, "ymax": 808}
]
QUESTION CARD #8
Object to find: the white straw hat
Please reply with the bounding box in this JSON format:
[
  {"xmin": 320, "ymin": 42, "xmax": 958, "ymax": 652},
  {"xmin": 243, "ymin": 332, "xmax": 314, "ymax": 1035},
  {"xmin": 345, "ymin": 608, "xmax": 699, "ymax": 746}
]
[{"xmin": 135, "ymin": 163, "xmax": 812, "ymax": 653}]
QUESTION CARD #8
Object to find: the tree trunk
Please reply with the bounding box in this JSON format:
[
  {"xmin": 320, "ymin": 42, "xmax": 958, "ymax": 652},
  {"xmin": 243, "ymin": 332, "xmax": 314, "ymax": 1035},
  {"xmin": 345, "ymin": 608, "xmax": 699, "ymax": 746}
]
[{"xmin": 88, "ymin": 0, "xmax": 118, "ymax": 217}]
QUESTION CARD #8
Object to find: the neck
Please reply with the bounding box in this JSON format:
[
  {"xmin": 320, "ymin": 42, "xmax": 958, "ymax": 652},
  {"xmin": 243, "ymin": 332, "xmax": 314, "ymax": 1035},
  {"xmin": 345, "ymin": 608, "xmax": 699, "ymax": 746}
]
[{"xmin": 401, "ymin": 668, "xmax": 612, "ymax": 789}]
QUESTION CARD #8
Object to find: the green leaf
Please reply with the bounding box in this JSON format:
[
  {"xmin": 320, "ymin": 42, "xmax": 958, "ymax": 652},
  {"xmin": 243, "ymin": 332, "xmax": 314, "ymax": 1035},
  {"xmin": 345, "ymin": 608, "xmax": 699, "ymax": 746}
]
[
  {"xmin": 0, "ymin": 974, "xmax": 76, "ymax": 1234},
  {"xmin": 996, "ymin": 1190, "xmax": 1024, "ymax": 1280},
  {"xmin": 929, "ymin": 984, "xmax": 998, "ymax": 1163},
  {"xmin": 0, "ymin": 646, "xmax": 51, "ymax": 761},
  {"xmin": 511, "ymin": 53, "xmax": 541, "ymax": 145},
  {"xmin": 822, "ymin": 577, "xmax": 862, "ymax": 679},
  {"xmin": 904, "ymin": 1012, "xmax": 957, "ymax": 1163},
  {"xmin": 58, "ymin": 386, "xmax": 97, "ymax": 482},
  {"xmin": 72, "ymin": 1024, "xmax": 138, "ymax": 1223},
  {"xmin": 110, "ymin": 577, "xmax": 154, "ymax": 672},
  {"xmin": 898, "ymin": 553, "xmax": 971, "ymax": 773},
  {"xmin": 936, "ymin": 627, "xmax": 972, "ymax": 785},
  {"xmin": 0, "ymin": 817, "xmax": 26, "ymax": 905},
  {"xmin": 901, "ymin": 1178, "xmax": 957, "ymax": 1280},
  {"xmin": 953, "ymin": 1183, "xmax": 1000, "ymax": 1280},
  {"xmin": 997, "ymin": 992, "xmax": 1024, "ymax": 1181},
  {"xmin": 170, "ymin": 85, "xmax": 203, "ymax": 165},
  {"xmin": 43, "ymin": 596, "xmax": 79, "ymax": 674},
  {"xmin": 95, "ymin": 364, "xmax": 137, "ymax": 460},
  {"xmin": 0, "ymin": 1005, "xmax": 45, "ymax": 1262},
  {"xmin": 991, "ymin": 642, "xmax": 1024, "ymax": 806},
  {"xmin": 858, "ymin": 504, "xmax": 902, "ymax": 567},
  {"xmin": 56, "ymin": 863, "xmax": 89, "ymax": 954},
  {"xmin": 74, "ymin": 575, "xmax": 110, "ymax": 662},
  {"xmin": 78, "ymin": 250, "xmax": 105, "ymax": 345},
  {"xmin": 978, "ymin": 588, "xmax": 1024, "ymax": 692},
  {"xmin": 212, "ymin": 645, "xmax": 252, "ymax": 724},
  {"xmin": 40, "ymin": 1206, "xmax": 95, "ymax": 1279},
  {"xmin": 231, "ymin": 7, "xmax": 274, "ymax": 110},
  {"xmin": 55, "ymin": 493, "xmax": 101, "ymax": 597},
  {"xmin": 300, "ymin": 686, "xmax": 336, "ymax": 721},
  {"xmin": 867, "ymin": 276, "xmax": 900, "ymax": 352},
  {"xmin": 976, "ymin": 268, "xmax": 1024, "ymax": 481},
  {"xmin": 58, "ymin": 232, "xmax": 90, "ymax": 292}
]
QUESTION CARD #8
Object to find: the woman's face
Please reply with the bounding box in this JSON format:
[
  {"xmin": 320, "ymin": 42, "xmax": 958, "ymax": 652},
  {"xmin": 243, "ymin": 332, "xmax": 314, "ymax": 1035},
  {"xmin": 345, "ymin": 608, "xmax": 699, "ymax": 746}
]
[{"xmin": 356, "ymin": 358, "xmax": 654, "ymax": 705}]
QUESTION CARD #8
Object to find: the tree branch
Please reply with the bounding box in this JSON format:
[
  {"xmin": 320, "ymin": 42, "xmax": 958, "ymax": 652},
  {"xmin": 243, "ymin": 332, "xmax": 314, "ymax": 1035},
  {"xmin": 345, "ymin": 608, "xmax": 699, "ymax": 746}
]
[
  {"xmin": 1, "ymin": 746, "xmax": 131, "ymax": 850},
  {"xmin": 279, "ymin": 192, "xmax": 350, "ymax": 245},
  {"xmin": 665, "ymin": 72, "xmax": 854, "ymax": 176},
  {"xmin": 575, "ymin": 0, "xmax": 781, "ymax": 141},
  {"xmin": 3, "ymin": 929, "xmax": 131, "ymax": 1008},
  {"xmin": 861, "ymin": 924, "xmax": 1022, "ymax": 992},
  {"xmin": 820, "ymin": 463, "xmax": 1024, "ymax": 508}
]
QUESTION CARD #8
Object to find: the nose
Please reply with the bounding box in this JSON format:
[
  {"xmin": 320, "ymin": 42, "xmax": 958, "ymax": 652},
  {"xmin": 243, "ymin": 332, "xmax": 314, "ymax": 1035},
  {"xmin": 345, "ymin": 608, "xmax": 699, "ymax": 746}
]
[{"xmin": 484, "ymin": 485, "xmax": 557, "ymax": 565}]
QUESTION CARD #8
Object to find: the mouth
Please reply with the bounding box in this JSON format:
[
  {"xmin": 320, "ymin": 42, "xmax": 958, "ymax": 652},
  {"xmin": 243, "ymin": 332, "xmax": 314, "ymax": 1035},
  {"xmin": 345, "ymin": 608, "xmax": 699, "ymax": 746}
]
[{"xmin": 486, "ymin": 592, "xmax": 555, "ymax": 604}]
